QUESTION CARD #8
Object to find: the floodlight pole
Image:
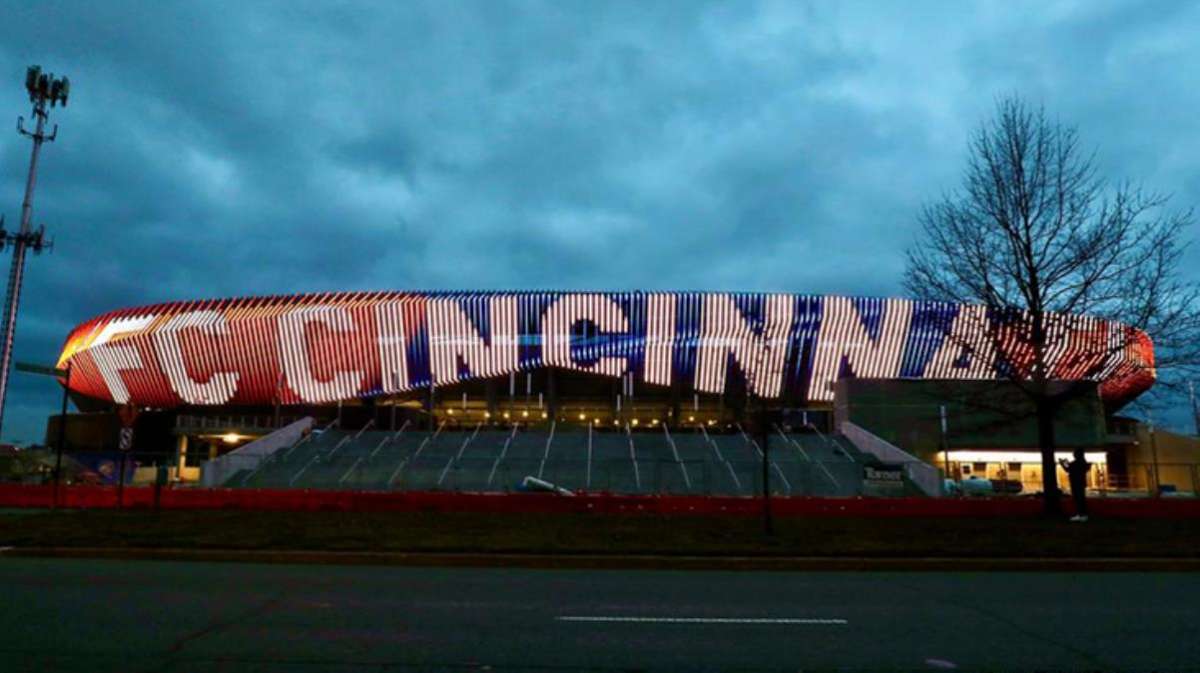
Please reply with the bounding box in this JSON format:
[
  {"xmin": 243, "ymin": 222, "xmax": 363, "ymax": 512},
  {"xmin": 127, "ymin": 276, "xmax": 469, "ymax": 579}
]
[{"xmin": 0, "ymin": 66, "xmax": 68, "ymax": 437}]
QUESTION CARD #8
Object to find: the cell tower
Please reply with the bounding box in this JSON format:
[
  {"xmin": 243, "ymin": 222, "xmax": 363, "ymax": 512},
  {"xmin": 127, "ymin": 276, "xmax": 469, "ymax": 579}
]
[{"xmin": 0, "ymin": 66, "xmax": 69, "ymax": 437}]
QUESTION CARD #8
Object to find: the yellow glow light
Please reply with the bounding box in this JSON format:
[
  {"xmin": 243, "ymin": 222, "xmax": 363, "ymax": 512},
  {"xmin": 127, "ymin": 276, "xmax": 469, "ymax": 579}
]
[
  {"xmin": 522, "ymin": 410, "xmax": 529, "ymax": 418},
  {"xmin": 221, "ymin": 433, "xmax": 240, "ymax": 445},
  {"xmin": 631, "ymin": 419, "xmax": 639, "ymax": 426},
  {"xmin": 503, "ymin": 411, "xmax": 511, "ymax": 419},
  {"xmin": 578, "ymin": 413, "xmax": 586, "ymax": 421},
  {"xmin": 947, "ymin": 450, "xmax": 1107, "ymax": 464}
]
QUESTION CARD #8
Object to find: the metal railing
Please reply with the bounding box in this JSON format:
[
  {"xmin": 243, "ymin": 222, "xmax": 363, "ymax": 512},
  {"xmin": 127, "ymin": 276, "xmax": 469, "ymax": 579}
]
[{"xmin": 174, "ymin": 414, "xmax": 301, "ymax": 432}]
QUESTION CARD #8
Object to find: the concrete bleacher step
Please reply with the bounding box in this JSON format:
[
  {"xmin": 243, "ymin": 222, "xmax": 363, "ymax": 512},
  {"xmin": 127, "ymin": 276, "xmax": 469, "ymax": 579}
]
[
  {"xmin": 222, "ymin": 469, "xmax": 253, "ymax": 487},
  {"xmin": 224, "ymin": 424, "xmax": 871, "ymax": 497},
  {"xmin": 671, "ymin": 433, "xmax": 716, "ymax": 461},
  {"xmin": 350, "ymin": 431, "xmax": 437, "ymax": 490}
]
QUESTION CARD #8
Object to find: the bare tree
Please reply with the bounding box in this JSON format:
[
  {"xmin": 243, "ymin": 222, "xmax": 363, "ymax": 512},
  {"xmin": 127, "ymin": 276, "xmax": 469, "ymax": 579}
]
[{"xmin": 905, "ymin": 96, "xmax": 1200, "ymax": 515}]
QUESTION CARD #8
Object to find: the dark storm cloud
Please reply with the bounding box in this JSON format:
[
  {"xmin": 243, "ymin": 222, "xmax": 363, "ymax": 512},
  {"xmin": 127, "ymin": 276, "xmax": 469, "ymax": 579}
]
[{"xmin": 0, "ymin": 0, "xmax": 1198, "ymax": 441}]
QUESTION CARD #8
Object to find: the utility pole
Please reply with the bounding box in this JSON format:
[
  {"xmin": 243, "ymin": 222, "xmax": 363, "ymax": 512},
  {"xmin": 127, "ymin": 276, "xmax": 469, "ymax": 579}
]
[{"xmin": 0, "ymin": 66, "xmax": 69, "ymax": 437}]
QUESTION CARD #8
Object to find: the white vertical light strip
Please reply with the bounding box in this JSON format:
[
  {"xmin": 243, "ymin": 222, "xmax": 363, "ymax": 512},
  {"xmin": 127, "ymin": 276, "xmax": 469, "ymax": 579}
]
[
  {"xmin": 277, "ymin": 305, "xmax": 364, "ymax": 403},
  {"xmin": 644, "ymin": 293, "xmax": 676, "ymax": 387},
  {"xmin": 428, "ymin": 295, "xmax": 519, "ymax": 385},
  {"xmin": 376, "ymin": 300, "xmax": 410, "ymax": 394},
  {"xmin": 541, "ymin": 293, "xmax": 630, "ymax": 377},
  {"xmin": 809, "ymin": 297, "xmax": 913, "ymax": 402},
  {"xmin": 694, "ymin": 294, "xmax": 794, "ymax": 397},
  {"xmin": 758, "ymin": 293, "xmax": 794, "ymax": 397},
  {"xmin": 151, "ymin": 310, "xmax": 239, "ymax": 404},
  {"xmin": 61, "ymin": 292, "xmax": 1157, "ymax": 408},
  {"xmin": 493, "ymin": 294, "xmax": 519, "ymax": 380},
  {"xmin": 1043, "ymin": 312, "xmax": 1073, "ymax": 379},
  {"xmin": 88, "ymin": 314, "xmax": 157, "ymax": 404},
  {"xmin": 924, "ymin": 304, "xmax": 995, "ymax": 380}
]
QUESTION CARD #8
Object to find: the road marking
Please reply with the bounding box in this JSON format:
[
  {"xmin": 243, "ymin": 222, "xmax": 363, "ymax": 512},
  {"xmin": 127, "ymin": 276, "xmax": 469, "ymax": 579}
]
[{"xmin": 556, "ymin": 616, "xmax": 847, "ymax": 625}]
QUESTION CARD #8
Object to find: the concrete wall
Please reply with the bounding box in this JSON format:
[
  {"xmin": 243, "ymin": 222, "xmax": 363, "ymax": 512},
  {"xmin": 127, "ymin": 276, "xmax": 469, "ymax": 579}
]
[
  {"xmin": 1125, "ymin": 427, "xmax": 1200, "ymax": 493},
  {"xmin": 836, "ymin": 379, "xmax": 1107, "ymax": 461},
  {"xmin": 840, "ymin": 421, "xmax": 941, "ymax": 497},
  {"xmin": 200, "ymin": 417, "xmax": 313, "ymax": 487}
]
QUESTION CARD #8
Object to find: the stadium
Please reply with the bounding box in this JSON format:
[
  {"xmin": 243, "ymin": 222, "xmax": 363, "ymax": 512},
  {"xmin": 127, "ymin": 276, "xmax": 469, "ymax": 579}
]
[{"xmin": 43, "ymin": 290, "xmax": 1189, "ymax": 498}]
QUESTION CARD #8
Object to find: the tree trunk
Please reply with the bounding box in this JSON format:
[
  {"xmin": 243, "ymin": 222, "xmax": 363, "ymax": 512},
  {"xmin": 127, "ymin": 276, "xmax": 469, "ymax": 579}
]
[{"xmin": 1036, "ymin": 396, "xmax": 1062, "ymax": 516}]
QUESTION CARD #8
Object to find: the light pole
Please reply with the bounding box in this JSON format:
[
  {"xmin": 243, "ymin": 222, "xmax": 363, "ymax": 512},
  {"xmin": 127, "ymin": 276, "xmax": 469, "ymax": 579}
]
[
  {"xmin": 53, "ymin": 363, "xmax": 71, "ymax": 507},
  {"xmin": 0, "ymin": 66, "xmax": 69, "ymax": 437},
  {"xmin": 15, "ymin": 359, "xmax": 72, "ymax": 507},
  {"xmin": 758, "ymin": 397, "xmax": 773, "ymax": 536}
]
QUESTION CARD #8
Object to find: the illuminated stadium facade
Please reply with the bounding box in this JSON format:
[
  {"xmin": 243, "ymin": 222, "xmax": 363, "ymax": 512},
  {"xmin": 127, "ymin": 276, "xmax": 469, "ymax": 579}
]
[
  {"xmin": 47, "ymin": 291, "xmax": 1166, "ymax": 496},
  {"xmin": 57, "ymin": 291, "xmax": 1153, "ymax": 409}
]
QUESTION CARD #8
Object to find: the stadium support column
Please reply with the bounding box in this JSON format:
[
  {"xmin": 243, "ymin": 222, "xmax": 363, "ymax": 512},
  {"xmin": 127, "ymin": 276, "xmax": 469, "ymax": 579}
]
[
  {"xmin": 175, "ymin": 435, "xmax": 188, "ymax": 480},
  {"xmin": 272, "ymin": 371, "xmax": 282, "ymax": 428},
  {"xmin": 426, "ymin": 384, "xmax": 436, "ymax": 430},
  {"xmin": 486, "ymin": 378, "xmax": 497, "ymax": 419}
]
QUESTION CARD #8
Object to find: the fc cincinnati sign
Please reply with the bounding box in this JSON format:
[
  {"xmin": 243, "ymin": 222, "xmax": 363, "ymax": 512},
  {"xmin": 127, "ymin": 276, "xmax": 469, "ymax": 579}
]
[{"xmin": 55, "ymin": 291, "xmax": 1154, "ymax": 408}]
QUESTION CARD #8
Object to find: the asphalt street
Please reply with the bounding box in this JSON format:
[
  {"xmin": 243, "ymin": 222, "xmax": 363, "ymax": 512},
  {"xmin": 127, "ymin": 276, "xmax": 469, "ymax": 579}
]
[{"xmin": 0, "ymin": 557, "xmax": 1196, "ymax": 672}]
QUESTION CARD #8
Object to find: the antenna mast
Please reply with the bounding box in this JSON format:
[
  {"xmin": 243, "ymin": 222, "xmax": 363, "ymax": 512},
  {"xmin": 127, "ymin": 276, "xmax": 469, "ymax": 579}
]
[{"xmin": 0, "ymin": 65, "xmax": 69, "ymax": 437}]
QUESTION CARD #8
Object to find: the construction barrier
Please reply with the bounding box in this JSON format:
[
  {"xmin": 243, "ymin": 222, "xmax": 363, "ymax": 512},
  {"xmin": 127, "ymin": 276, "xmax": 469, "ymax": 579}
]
[{"xmin": 1, "ymin": 484, "xmax": 1199, "ymax": 517}]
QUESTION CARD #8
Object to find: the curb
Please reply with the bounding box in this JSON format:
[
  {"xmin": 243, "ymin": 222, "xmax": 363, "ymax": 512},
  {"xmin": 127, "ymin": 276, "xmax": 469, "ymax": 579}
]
[{"xmin": 3, "ymin": 547, "xmax": 1199, "ymax": 571}]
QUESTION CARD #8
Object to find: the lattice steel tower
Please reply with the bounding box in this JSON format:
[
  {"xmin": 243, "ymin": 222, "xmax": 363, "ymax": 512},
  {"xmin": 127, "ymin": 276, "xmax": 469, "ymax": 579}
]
[{"xmin": 0, "ymin": 66, "xmax": 69, "ymax": 437}]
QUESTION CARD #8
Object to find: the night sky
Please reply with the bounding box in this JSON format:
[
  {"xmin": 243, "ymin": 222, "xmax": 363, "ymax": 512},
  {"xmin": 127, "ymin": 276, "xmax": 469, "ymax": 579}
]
[{"xmin": 1, "ymin": 1, "xmax": 1197, "ymax": 443}]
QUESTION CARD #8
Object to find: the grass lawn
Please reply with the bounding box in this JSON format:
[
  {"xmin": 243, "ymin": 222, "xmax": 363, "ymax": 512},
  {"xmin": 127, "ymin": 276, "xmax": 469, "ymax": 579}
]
[{"xmin": 2, "ymin": 509, "xmax": 1198, "ymax": 558}]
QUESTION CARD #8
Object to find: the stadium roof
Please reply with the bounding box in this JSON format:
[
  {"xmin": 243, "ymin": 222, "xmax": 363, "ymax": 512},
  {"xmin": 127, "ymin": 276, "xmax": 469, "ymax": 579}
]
[{"xmin": 56, "ymin": 291, "xmax": 1154, "ymax": 408}]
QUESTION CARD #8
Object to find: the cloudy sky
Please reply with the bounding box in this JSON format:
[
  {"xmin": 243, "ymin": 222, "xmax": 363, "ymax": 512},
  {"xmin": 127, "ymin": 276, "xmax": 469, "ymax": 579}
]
[{"xmin": 0, "ymin": 0, "xmax": 1197, "ymax": 443}]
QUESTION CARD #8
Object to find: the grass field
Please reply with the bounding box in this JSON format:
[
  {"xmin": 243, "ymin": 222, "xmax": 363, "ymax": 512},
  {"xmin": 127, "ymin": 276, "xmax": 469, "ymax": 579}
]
[{"xmin": 2, "ymin": 509, "xmax": 1199, "ymax": 558}]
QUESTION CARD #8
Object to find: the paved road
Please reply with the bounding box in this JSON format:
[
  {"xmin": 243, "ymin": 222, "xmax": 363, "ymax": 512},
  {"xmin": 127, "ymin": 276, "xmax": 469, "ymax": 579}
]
[{"xmin": 0, "ymin": 558, "xmax": 1196, "ymax": 672}]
